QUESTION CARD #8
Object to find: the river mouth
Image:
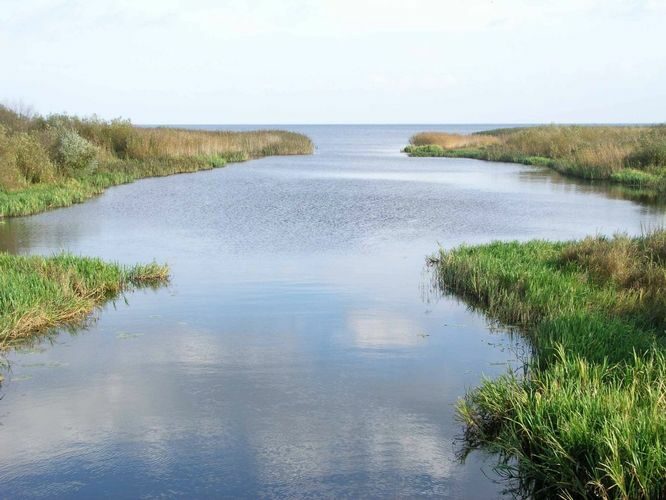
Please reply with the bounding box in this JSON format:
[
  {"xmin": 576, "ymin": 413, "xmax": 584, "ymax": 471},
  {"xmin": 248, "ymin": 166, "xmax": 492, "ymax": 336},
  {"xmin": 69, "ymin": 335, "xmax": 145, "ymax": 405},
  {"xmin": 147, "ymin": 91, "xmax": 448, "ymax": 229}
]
[{"xmin": 0, "ymin": 125, "xmax": 664, "ymax": 498}]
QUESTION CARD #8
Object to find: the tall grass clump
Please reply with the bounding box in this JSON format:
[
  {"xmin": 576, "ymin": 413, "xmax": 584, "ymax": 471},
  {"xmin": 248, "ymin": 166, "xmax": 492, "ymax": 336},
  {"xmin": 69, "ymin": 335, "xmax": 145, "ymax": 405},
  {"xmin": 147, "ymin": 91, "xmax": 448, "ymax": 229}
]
[
  {"xmin": 0, "ymin": 103, "xmax": 314, "ymax": 217},
  {"xmin": 0, "ymin": 252, "xmax": 169, "ymax": 350},
  {"xmin": 405, "ymin": 126, "xmax": 666, "ymax": 196},
  {"xmin": 434, "ymin": 230, "xmax": 666, "ymax": 498}
]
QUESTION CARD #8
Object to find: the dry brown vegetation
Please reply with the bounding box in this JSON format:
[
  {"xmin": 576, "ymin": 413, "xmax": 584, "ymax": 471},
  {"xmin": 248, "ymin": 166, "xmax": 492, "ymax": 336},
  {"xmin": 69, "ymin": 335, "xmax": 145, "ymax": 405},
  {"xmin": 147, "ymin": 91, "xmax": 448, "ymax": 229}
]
[
  {"xmin": 406, "ymin": 126, "xmax": 666, "ymax": 194},
  {"xmin": 410, "ymin": 132, "xmax": 499, "ymax": 149},
  {"xmin": 129, "ymin": 127, "xmax": 313, "ymax": 160},
  {"xmin": 560, "ymin": 231, "xmax": 666, "ymax": 326},
  {"xmin": 0, "ymin": 104, "xmax": 313, "ymax": 216}
]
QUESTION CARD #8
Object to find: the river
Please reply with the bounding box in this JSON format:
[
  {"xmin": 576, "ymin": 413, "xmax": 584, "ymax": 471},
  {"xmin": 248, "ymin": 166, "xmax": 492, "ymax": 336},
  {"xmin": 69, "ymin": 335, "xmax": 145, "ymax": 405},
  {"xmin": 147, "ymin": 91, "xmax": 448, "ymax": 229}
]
[{"xmin": 0, "ymin": 125, "xmax": 664, "ymax": 498}]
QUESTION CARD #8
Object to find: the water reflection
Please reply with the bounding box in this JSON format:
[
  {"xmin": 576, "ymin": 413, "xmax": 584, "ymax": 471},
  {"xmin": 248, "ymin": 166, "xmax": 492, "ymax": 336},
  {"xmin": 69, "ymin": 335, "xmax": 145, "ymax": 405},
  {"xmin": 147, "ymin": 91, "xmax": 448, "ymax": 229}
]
[
  {"xmin": 349, "ymin": 309, "xmax": 422, "ymax": 348},
  {"xmin": 0, "ymin": 125, "xmax": 664, "ymax": 498},
  {"xmin": 518, "ymin": 167, "xmax": 666, "ymax": 212}
]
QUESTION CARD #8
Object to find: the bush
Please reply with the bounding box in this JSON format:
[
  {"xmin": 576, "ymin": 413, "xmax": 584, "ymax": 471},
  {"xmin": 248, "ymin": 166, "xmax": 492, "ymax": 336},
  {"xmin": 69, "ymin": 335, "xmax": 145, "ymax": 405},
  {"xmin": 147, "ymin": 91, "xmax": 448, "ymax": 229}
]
[
  {"xmin": 52, "ymin": 127, "xmax": 99, "ymax": 175},
  {"xmin": 627, "ymin": 140, "xmax": 666, "ymax": 168},
  {"xmin": 13, "ymin": 132, "xmax": 55, "ymax": 183}
]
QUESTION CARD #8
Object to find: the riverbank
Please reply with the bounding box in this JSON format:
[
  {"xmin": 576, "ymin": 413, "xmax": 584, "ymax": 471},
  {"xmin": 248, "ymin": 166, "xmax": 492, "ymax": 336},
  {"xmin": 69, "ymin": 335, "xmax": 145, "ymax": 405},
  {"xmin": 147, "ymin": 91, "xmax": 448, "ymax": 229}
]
[
  {"xmin": 433, "ymin": 230, "xmax": 666, "ymax": 498},
  {"xmin": 0, "ymin": 105, "xmax": 314, "ymax": 217},
  {"xmin": 0, "ymin": 105, "xmax": 310, "ymax": 354},
  {"xmin": 0, "ymin": 253, "xmax": 169, "ymax": 353},
  {"xmin": 404, "ymin": 126, "xmax": 666, "ymax": 196}
]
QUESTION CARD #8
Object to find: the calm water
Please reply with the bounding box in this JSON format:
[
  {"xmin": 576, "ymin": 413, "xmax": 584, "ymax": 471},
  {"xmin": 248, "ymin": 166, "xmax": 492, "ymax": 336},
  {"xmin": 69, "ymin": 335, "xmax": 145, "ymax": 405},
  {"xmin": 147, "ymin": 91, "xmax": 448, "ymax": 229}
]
[{"xmin": 0, "ymin": 125, "xmax": 664, "ymax": 498}]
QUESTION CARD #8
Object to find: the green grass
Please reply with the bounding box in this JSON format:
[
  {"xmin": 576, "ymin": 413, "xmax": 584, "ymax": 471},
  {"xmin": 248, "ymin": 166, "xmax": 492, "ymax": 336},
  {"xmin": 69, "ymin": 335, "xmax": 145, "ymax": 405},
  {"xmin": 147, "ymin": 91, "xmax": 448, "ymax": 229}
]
[
  {"xmin": 0, "ymin": 252, "xmax": 169, "ymax": 351},
  {"xmin": 404, "ymin": 126, "xmax": 666, "ymax": 197},
  {"xmin": 433, "ymin": 230, "xmax": 666, "ymax": 499},
  {"xmin": 0, "ymin": 156, "xmax": 227, "ymax": 217}
]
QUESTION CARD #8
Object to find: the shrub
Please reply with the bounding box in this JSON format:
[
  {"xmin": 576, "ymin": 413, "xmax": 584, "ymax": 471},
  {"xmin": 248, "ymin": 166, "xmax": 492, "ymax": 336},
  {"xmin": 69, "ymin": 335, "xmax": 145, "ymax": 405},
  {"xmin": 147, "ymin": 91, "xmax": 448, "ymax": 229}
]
[
  {"xmin": 627, "ymin": 140, "xmax": 666, "ymax": 168},
  {"xmin": 52, "ymin": 127, "xmax": 99, "ymax": 175},
  {"xmin": 12, "ymin": 132, "xmax": 55, "ymax": 183}
]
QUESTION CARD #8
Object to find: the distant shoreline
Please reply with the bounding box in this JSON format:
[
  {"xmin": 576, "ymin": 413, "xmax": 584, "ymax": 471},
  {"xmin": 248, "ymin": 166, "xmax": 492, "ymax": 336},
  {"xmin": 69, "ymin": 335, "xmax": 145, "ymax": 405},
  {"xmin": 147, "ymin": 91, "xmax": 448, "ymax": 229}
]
[{"xmin": 404, "ymin": 126, "xmax": 666, "ymax": 198}]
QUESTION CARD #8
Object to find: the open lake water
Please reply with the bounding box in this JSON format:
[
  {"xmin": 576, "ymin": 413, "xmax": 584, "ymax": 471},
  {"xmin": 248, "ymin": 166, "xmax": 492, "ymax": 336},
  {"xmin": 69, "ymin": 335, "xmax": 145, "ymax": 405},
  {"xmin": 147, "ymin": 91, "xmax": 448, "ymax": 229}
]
[{"xmin": 1, "ymin": 125, "xmax": 664, "ymax": 498}]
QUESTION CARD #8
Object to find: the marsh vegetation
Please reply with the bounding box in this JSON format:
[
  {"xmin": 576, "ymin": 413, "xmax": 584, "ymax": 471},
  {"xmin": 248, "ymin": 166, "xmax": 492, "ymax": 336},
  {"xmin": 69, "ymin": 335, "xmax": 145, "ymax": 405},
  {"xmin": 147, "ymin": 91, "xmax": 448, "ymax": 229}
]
[
  {"xmin": 0, "ymin": 253, "xmax": 168, "ymax": 351},
  {"xmin": 433, "ymin": 230, "xmax": 666, "ymax": 498},
  {"xmin": 405, "ymin": 126, "xmax": 666, "ymax": 196},
  {"xmin": 0, "ymin": 104, "xmax": 313, "ymax": 217},
  {"xmin": 0, "ymin": 103, "xmax": 312, "ymax": 352}
]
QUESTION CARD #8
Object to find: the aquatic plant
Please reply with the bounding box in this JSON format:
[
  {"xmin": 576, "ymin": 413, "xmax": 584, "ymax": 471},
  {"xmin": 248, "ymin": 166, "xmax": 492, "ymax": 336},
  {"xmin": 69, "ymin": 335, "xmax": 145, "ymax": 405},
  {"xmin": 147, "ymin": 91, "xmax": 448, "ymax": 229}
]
[
  {"xmin": 434, "ymin": 230, "xmax": 666, "ymax": 498},
  {"xmin": 0, "ymin": 252, "xmax": 169, "ymax": 350}
]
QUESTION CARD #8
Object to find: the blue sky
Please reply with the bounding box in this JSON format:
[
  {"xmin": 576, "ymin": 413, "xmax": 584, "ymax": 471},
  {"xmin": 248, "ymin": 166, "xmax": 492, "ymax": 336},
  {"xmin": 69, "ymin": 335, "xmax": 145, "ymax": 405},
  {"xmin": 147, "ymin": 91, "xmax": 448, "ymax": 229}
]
[{"xmin": 1, "ymin": 0, "xmax": 665, "ymax": 123}]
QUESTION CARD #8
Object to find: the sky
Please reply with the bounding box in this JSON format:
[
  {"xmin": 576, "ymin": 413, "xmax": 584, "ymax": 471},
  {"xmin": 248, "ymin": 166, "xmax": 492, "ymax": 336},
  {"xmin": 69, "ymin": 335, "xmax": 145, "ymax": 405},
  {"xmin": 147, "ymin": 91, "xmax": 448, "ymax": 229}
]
[{"xmin": 1, "ymin": 0, "xmax": 665, "ymax": 124}]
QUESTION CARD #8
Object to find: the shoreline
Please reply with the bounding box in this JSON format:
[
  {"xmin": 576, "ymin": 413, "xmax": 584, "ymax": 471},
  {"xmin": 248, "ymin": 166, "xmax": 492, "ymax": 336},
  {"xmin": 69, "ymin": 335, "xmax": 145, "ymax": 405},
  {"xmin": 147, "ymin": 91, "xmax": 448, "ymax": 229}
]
[
  {"xmin": 404, "ymin": 126, "xmax": 666, "ymax": 198},
  {"xmin": 0, "ymin": 106, "xmax": 313, "ymax": 349},
  {"xmin": 433, "ymin": 231, "xmax": 666, "ymax": 498}
]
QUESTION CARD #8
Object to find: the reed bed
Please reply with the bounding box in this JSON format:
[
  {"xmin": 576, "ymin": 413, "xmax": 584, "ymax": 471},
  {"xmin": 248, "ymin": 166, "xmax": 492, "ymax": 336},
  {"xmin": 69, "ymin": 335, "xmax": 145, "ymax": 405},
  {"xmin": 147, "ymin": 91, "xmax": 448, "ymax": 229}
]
[
  {"xmin": 409, "ymin": 132, "xmax": 499, "ymax": 149},
  {"xmin": 0, "ymin": 253, "xmax": 169, "ymax": 351},
  {"xmin": 433, "ymin": 230, "xmax": 666, "ymax": 498},
  {"xmin": 130, "ymin": 127, "xmax": 313, "ymax": 160},
  {"xmin": 405, "ymin": 126, "xmax": 666, "ymax": 195},
  {"xmin": 0, "ymin": 104, "xmax": 314, "ymax": 217}
]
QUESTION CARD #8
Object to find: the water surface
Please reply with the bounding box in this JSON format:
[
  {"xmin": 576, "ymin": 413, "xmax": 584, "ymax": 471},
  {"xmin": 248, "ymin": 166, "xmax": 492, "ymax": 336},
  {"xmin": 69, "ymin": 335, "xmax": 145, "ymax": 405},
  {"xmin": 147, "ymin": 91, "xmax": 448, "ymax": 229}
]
[{"xmin": 0, "ymin": 125, "xmax": 664, "ymax": 498}]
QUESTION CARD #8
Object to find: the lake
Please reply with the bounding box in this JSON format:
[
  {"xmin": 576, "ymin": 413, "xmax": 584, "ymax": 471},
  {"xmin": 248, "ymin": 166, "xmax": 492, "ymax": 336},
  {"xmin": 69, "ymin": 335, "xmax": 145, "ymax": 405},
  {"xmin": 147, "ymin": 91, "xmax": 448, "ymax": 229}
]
[{"xmin": 1, "ymin": 125, "xmax": 664, "ymax": 498}]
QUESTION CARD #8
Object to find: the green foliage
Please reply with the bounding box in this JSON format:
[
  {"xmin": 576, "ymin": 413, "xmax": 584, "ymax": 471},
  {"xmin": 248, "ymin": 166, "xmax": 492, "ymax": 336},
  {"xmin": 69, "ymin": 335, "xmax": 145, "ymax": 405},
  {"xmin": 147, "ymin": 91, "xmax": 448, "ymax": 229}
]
[
  {"xmin": 435, "ymin": 231, "xmax": 666, "ymax": 498},
  {"xmin": 627, "ymin": 139, "xmax": 666, "ymax": 168},
  {"xmin": 52, "ymin": 127, "xmax": 99, "ymax": 175},
  {"xmin": 403, "ymin": 144, "xmax": 445, "ymax": 156}
]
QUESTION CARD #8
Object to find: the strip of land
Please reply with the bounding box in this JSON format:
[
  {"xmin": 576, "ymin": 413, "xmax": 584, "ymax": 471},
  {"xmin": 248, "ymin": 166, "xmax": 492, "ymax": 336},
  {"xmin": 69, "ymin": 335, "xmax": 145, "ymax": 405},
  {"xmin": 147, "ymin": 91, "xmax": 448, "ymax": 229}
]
[
  {"xmin": 0, "ymin": 253, "xmax": 168, "ymax": 352},
  {"xmin": 433, "ymin": 230, "xmax": 666, "ymax": 498},
  {"xmin": 404, "ymin": 126, "xmax": 666, "ymax": 196},
  {"xmin": 0, "ymin": 105, "xmax": 313, "ymax": 217}
]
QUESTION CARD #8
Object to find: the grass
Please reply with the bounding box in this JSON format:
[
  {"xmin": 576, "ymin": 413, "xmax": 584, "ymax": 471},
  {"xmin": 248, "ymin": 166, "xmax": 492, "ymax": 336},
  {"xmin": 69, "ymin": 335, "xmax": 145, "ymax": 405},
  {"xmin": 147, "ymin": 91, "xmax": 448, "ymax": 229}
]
[
  {"xmin": 405, "ymin": 126, "xmax": 666, "ymax": 196},
  {"xmin": 0, "ymin": 104, "xmax": 314, "ymax": 217},
  {"xmin": 433, "ymin": 230, "xmax": 666, "ymax": 499},
  {"xmin": 0, "ymin": 252, "xmax": 169, "ymax": 351}
]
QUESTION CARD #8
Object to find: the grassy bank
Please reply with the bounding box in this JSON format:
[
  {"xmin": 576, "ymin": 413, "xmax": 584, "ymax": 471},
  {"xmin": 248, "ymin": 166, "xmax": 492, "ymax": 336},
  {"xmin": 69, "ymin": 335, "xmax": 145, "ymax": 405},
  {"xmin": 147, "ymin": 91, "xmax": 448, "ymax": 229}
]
[
  {"xmin": 433, "ymin": 231, "xmax": 666, "ymax": 498},
  {"xmin": 404, "ymin": 126, "xmax": 666, "ymax": 195},
  {"xmin": 0, "ymin": 253, "xmax": 168, "ymax": 351},
  {"xmin": 0, "ymin": 104, "xmax": 313, "ymax": 217}
]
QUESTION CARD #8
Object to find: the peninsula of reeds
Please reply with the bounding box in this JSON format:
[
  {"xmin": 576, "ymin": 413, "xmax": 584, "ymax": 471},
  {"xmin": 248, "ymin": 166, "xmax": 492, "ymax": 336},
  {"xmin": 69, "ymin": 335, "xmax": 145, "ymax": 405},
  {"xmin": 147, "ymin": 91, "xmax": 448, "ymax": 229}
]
[
  {"xmin": 404, "ymin": 126, "xmax": 666, "ymax": 195},
  {"xmin": 432, "ymin": 230, "xmax": 666, "ymax": 498},
  {"xmin": 0, "ymin": 104, "xmax": 314, "ymax": 217}
]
